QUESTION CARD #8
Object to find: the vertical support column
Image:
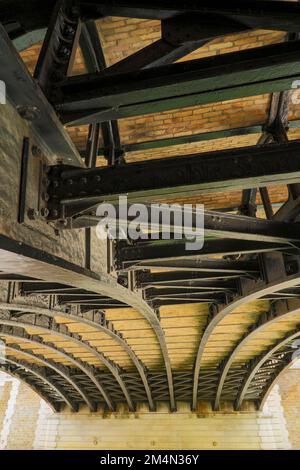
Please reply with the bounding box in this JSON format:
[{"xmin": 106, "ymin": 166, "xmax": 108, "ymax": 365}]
[{"xmin": 80, "ymin": 20, "xmax": 124, "ymax": 167}]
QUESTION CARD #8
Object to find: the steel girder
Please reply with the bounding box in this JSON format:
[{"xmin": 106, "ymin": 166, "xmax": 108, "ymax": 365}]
[
  {"xmin": 0, "ymin": 301, "xmax": 155, "ymax": 411},
  {"xmin": 0, "ymin": 311, "xmax": 134, "ymax": 410},
  {"xmin": 58, "ymin": 208, "xmax": 300, "ymax": 246},
  {"xmin": 54, "ymin": 39, "xmax": 300, "ymax": 125},
  {"xmin": 47, "ymin": 142, "xmax": 300, "ymax": 215},
  {"xmin": 34, "ymin": 0, "xmax": 81, "ymax": 99},
  {"xmin": 127, "ymin": 259, "xmax": 261, "ymax": 274},
  {"xmin": 2, "ymin": 2, "xmax": 300, "ymax": 414},
  {"xmin": 116, "ymin": 240, "xmax": 292, "ymax": 272},
  {"xmin": 2, "ymin": 348, "xmax": 79, "ymax": 411},
  {"xmin": 235, "ymin": 328, "xmax": 300, "ymax": 410},
  {"xmin": 2, "ymin": 1, "xmax": 300, "ymax": 32},
  {"xmin": 191, "ymin": 254, "xmax": 300, "ymax": 410},
  {"xmin": 0, "ymin": 362, "xmax": 62, "ymax": 412},
  {"xmin": 214, "ymin": 298, "xmax": 300, "ymax": 410},
  {"xmin": 75, "ymin": 1, "xmax": 300, "ymax": 31},
  {"xmin": 99, "ymin": 14, "xmax": 249, "ymax": 75},
  {"xmin": 95, "ymin": 125, "xmax": 264, "ymax": 156},
  {"xmin": 77, "ymin": 14, "xmax": 250, "ymax": 163},
  {"xmin": 136, "ymin": 271, "xmax": 250, "ymax": 288}
]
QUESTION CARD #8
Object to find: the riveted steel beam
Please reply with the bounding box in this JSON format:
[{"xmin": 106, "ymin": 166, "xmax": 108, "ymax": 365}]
[
  {"xmin": 0, "ymin": 301, "xmax": 155, "ymax": 411},
  {"xmin": 3, "ymin": 347, "xmax": 79, "ymax": 411},
  {"xmin": 55, "ymin": 207, "xmax": 300, "ymax": 246},
  {"xmin": 128, "ymin": 259, "xmax": 260, "ymax": 274},
  {"xmin": 146, "ymin": 287, "xmax": 233, "ymax": 299},
  {"xmin": 76, "ymin": 1, "xmax": 300, "ymax": 32},
  {"xmin": 214, "ymin": 298, "xmax": 300, "ymax": 410},
  {"xmin": 2, "ymin": 1, "xmax": 300, "ymax": 32},
  {"xmin": 192, "ymin": 254, "xmax": 300, "ymax": 410},
  {"xmin": 21, "ymin": 283, "xmax": 85, "ymax": 294},
  {"xmin": 48, "ymin": 141, "xmax": 300, "ymax": 214},
  {"xmin": 117, "ymin": 240, "xmax": 288, "ymax": 271},
  {"xmin": 54, "ymin": 40, "xmax": 300, "ymax": 126},
  {"xmin": 145, "ymin": 280, "xmax": 237, "ymax": 292},
  {"xmin": 78, "ymin": 125, "xmax": 264, "ymax": 159},
  {"xmin": 34, "ymin": 0, "xmax": 81, "ymax": 98}
]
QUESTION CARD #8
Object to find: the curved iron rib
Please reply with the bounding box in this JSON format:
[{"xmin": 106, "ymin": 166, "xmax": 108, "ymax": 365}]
[
  {"xmin": 259, "ymin": 352, "xmax": 300, "ymax": 411},
  {"xmin": 0, "ymin": 311, "xmax": 134, "ymax": 410},
  {"xmin": 110, "ymin": 289, "xmax": 175, "ymax": 410},
  {"xmin": 0, "ymin": 302, "xmax": 154, "ymax": 410},
  {"xmin": 192, "ymin": 272, "xmax": 300, "ymax": 410},
  {"xmin": 0, "ymin": 323, "xmax": 103, "ymax": 410},
  {"xmin": 2, "ymin": 350, "xmax": 78, "ymax": 411},
  {"xmin": 0, "ymin": 235, "xmax": 174, "ymax": 410},
  {"xmin": 214, "ymin": 298, "xmax": 300, "ymax": 410},
  {"xmin": 236, "ymin": 327, "xmax": 300, "ymax": 410},
  {"xmin": 0, "ymin": 362, "xmax": 61, "ymax": 412}
]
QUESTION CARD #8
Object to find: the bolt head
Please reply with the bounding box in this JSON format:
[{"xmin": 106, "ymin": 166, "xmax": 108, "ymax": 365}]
[
  {"xmin": 42, "ymin": 192, "xmax": 50, "ymax": 202},
  {"xmin": 40, "ymin": 207, "xmax": 49, "ymax": 218},
  {"xmin": 27, "ymin": 208, "xmax": 40, "ymax": 220},
  {"xmin": 31, "ymin": 145, "xmax": 42, "ymax": 157},
  {"xmin": 17, "ymin": 105, "xmax": 41, "ymax": 121}
]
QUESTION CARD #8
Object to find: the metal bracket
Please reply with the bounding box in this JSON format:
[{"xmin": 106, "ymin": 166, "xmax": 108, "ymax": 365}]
[
  {"xmin": 18, "ymin": 137, "xmax": 30, "ymax": 224},
  {"xmin": 260, "ymin": 252, "xmax": 287, "ymax": 284}
]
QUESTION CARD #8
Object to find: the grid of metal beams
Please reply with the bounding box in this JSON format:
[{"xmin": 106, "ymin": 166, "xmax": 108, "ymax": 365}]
[{"xmin": 1, "ymin": 1, "xmax": 300, "ymax": 413}]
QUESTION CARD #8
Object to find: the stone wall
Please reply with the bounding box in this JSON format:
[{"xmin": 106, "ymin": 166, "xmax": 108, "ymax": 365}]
[{"xmin": 276, "ymin": 368, "xmax": 300, "ymax": 449}]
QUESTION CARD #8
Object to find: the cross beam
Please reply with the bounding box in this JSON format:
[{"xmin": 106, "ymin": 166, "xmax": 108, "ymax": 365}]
[
  {"xmin": 47, "ymin": 141, "xmax": 300, "ymax": 217},
  {"xmin": 2, "ymin": 1, "xmax": 299, "ymax": 34},
  {"xmin": 117, "ymin": 240, "xmax": 289, "ymax": 271},
  {"xmin": 77, "ymin": 1, "xmax": 300, "ymax": 32},
  {"xmin": 55, "ymin": 40, "xmax": 300, "ymax": 125}
]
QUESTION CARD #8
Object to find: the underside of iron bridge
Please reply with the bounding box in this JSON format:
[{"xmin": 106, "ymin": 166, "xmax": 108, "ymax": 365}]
[{"xmin": 1, "ymin": 0, "xmax": 300, "ymax": 413}]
